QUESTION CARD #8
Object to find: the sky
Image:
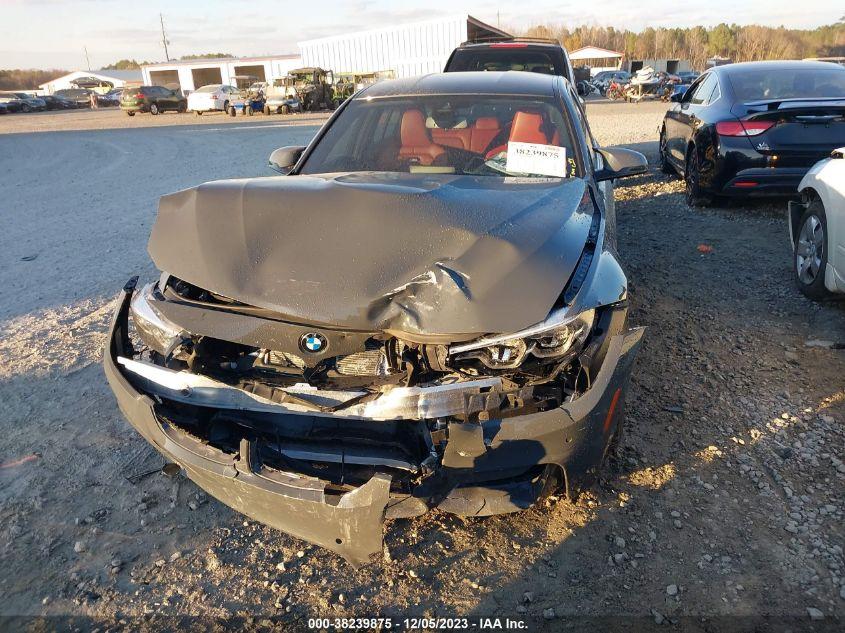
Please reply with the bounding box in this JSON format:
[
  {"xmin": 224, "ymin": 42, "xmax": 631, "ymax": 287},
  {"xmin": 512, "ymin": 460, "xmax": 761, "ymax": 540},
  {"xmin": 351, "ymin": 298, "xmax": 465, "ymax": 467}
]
[{"xmin": 0, "ymin": 0, "xmax": 838, "ymax": 70}]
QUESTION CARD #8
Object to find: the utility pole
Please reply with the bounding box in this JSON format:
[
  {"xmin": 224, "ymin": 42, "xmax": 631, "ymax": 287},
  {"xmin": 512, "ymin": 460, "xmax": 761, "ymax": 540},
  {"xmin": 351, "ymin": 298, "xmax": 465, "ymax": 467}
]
[
  {"xmin": 84, "ymin": 46, "xmax": 91, "ymax": 70},
  {"xmin": 160, "ymin": 13, "xmax": 171, "ymax": 61}
]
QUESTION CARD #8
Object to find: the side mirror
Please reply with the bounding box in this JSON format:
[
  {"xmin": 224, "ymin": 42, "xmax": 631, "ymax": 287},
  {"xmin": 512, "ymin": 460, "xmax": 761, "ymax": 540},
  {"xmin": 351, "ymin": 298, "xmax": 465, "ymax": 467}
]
[
  {"xmin": 594, "ymin": 147, "xmax": 648, "ymax": 182},
  {"xmin": 268, "ymin": 145, "xmax": 306, "ymax": 174}
]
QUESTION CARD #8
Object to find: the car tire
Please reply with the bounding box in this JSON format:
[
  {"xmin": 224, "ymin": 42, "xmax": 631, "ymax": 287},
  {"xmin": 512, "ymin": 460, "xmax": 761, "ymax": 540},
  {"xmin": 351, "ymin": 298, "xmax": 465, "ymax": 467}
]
[
  {"xmin": 126, "ymin": 111, "xmax": 135, "ymax": 117},
  {"xmin": 178, "ymin": 102, "xmax": 187, "ymax": 113},
  {"xmin": 222, "ymin": 100, "xmax": 229, "ymax": 114},
  {"xmin": 263, "ymin": 105, "xmax": 270, "ymax": 115},
  {"xmin": 22, "ymin": 104, "xmax": 31, "ymax": 113},
  {"xmin": 195, "ymin": 110, "xmax": 202, "ymax": 116},
  {"xmin": 659, "ymin": 127, "xmax": 674, "ymax": 175},
  {"xmin": 280, "ymin": 104, "xmax": 289, "ymax": 115},
  {"xmin": 684, "ymin": 147, "xmax": 713, "ymax": 207},
  {"xmin": 228, "ymin": 106, "xmax": 236, "ymax": 117},
  {"xmin": 150, "ymin": 103, "xmax": 159, "ymax": 115},
  {"xmin": 794, "ymin": 197, "xmax": 830, "ymax": 300},
  {"xmin": 245, "ymin": 105, "xmax": 253, "ymax": 116}
]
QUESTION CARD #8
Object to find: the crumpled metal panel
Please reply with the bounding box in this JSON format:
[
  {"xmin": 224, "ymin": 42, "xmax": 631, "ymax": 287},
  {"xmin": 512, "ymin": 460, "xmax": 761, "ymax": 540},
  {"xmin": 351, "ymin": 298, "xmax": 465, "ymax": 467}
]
[{"xmin": 147, "ymin": 173, "xmax": 594, "ymax": 338}]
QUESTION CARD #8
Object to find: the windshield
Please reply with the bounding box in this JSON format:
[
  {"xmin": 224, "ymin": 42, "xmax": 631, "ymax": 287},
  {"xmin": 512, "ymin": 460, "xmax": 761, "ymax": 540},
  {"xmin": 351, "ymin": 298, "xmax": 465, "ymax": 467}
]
[
  {"xmin": 195, "ymin": 85, "xmax": 220, "ymax": 93},
  {"xmin": 729, "ymin": 68, "xmax": 845, "ymax": 101},
  {"xmin": 299, "ymin": 94, "xmax": 580, "ymax": 178}
]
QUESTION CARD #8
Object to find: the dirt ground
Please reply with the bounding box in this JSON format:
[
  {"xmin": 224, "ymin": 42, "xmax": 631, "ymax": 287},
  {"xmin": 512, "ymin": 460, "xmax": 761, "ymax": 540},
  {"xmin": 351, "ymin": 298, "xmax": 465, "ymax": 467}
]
[{"xmin": 0, "ymin": 100, "xmax": 843, "ymax": 631}]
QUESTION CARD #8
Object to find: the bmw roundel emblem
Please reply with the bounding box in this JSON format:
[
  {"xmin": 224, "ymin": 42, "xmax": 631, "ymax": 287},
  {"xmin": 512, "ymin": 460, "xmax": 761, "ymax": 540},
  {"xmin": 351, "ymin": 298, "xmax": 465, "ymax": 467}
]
[{"xmin": 299, "ymin": 332, "xmax": 327, "ymax": 354}]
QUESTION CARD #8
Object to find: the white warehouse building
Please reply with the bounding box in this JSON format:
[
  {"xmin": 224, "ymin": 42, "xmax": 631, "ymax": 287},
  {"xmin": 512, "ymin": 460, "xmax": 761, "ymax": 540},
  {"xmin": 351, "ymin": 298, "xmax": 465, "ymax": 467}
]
[
  {"xmin": 137, "ymin": 15, "xmax": 509, "ymax": 93},
  {"xmin": 298, "ymin": 15, "xmax": 510, "ymax": 78},
  {"xmin": 140, "ymin": 55, "xmax": 302, "ymax": 93}
]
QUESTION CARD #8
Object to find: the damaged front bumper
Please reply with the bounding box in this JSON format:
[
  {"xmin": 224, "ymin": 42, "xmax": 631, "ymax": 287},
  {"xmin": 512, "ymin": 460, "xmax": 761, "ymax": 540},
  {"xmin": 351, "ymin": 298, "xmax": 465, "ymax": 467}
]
[{"xmin": 104, "ymin": 279, "xmax": 643, "ymax": 566}]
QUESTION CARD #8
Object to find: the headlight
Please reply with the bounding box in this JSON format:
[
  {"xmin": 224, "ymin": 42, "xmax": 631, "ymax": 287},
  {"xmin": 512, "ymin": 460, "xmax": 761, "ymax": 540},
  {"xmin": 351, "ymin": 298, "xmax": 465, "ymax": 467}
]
[
  {"xmin": 449, "ymin": 309, "xmax": 595, "ymax": 370},
  {"xmin": 130, "ymin": 283, "xmax": 183, "ymax": 354}
]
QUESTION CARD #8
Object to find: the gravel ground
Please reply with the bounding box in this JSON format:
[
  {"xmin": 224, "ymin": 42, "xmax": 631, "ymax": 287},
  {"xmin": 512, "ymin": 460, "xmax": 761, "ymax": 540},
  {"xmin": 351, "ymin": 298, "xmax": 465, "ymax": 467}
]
[
  {"xmin": 0, "ymin": 106, "xmax": 332, "ymax": 135},
  {"xmin": 1, "ymin": 99, "xmax": 843, "ymax": 631}
]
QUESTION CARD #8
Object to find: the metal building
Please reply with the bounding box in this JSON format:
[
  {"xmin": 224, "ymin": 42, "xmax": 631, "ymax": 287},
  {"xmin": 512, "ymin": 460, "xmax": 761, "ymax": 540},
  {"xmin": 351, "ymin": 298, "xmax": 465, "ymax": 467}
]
[
  {"xmin": 141, "ymin": 55, "xmax": 302, "ymax": 93},
  {"xmin": 298, "ymin": 15, "xmax": 510, "ymax": 78}
]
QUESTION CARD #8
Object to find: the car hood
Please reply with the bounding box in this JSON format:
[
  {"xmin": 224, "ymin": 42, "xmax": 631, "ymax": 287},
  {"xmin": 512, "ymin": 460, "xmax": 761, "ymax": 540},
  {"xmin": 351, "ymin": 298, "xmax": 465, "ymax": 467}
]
[{"xmin": 148, "ymin": 173, "xmax": 595, "ymax": 339}]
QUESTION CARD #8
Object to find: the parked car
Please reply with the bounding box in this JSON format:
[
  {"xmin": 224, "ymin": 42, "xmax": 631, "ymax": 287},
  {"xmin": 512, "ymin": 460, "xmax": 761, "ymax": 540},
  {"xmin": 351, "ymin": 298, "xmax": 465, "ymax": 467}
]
[
  {"xmin": 97, "ymin": 88, "xmax": 122, "ymax": 107},
  {"xmin": 120, "ymin": 85, "xmax": 187, "ymax": 116},
  {"xmin": 0, "ymin": 92, "xmax": 45, "ymax": 112},
  {"xmin": 676, "ymin": 71, "xmax": 700, "ymax": 84},
  {"xmin": 0, "ymin": 94, "xmax": 24, "ymax": 113},
  {"xmin": 444, "ymin": 38, "xmax": 576, "ymax": 87},
  {"xmin": 104, "ymin": 71, "xmax": 646, "ymax": 565},
  {"xmin": 187, "ymin": 84, "xmax": 239, "ymax": 115},
  {"xmin": 593, "ymin": 70, "xmax": 631, "ymax": 94},
  {"xmin": 54, "ymin": 88, "xmax": 92, "ymax": 108},
  {"xmin": 41, "ymin": 94, "xmax": 77, "ymax": 110},
  {"xmin": 788, "ymin": 148, "xmax": 845, "ymax": 298},
  {"xmin": 659, "ymin": 60, "xmax": 845, "ymax": 206}
]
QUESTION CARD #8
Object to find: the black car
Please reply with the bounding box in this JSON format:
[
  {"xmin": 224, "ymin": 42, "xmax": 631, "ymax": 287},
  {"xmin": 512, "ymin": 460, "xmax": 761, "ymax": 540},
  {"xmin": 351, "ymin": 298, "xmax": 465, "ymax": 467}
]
[
  {"xmin": 444, "ymin": 38, "xmax": 576, "ymax": 87},
  {"xmin": 104, "ymin": 71, "xmax": 646, "ymax": 565},
  {"xmin": 660, "ymin": 60, "xmax": 845, "ymax": 205},
  {"xmin": 54, "ymin": 88, "xmax": 92, "ymax": 108},
  {"xmin": 120, "ymin": 85, "xmax": 187, "ymax": 115},
  {"xmin": 676, "ymin": 71, "xmax": 700, "ymax": 85},
  {"xmin": 41, "ymin": 94, "xmax": 77, "ymax": 110}
]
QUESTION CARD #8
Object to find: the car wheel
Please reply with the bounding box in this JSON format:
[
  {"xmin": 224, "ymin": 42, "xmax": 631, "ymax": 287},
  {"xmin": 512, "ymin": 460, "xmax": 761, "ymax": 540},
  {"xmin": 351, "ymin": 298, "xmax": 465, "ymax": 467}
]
[
  {"xmin": 684, "ymin": 147, "xmax": 713, "ymax": 207},
  {"xmin": 229, "ymin": 106, "xmax": 236, "ymax": 117},
  {"xmin": 245, "ymin": 105, "xmax": 253, "ymax": 116},
  {"xmin": 794, "ymin": 198, "xmax": 830, "ymax": 300},
  {"xmin": 222, "ymin": 100, "xmax": 229, "ymax": 114},
  {"xmin": 659, "ymin": 128, "xmax": 674, "ymax": 175},
  {"xmin": 22, "ymin": 104, "xmax": 31, "ymax": 113},
  {"xmin": 195, "ymin": 110, "xmax": 202, "ymax": 116},
  {"xmin": 263, "ymin": 105, "xmax": 270, "ymax": 115},
  {"xmin": 280, "ymin": 104, "xmax": 289, "ymax": 115},
  {"xmin": 126, "ymin": 111, "xmax": 135, "ymax": 117},
  {"xmin": 178, "ymin": 102, "xmax": 187, "ymax": 113},
  {"xmin": 150, "ymin": 103, "xmax": 159, "ymax": 115}
]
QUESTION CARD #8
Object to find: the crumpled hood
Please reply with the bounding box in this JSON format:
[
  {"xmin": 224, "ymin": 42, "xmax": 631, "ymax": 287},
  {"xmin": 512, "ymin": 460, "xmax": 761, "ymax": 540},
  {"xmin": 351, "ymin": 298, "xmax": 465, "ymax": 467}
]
[{"xmin": 148, "ymin": 173, "xmax": 595, "ymax": 339}]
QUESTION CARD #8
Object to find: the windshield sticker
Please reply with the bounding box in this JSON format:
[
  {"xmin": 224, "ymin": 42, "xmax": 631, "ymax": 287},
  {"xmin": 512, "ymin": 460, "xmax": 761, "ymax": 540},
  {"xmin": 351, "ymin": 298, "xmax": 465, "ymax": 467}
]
[{"xmin": 506, "ymin": 142, "xmax": 567, "ymax": 178}]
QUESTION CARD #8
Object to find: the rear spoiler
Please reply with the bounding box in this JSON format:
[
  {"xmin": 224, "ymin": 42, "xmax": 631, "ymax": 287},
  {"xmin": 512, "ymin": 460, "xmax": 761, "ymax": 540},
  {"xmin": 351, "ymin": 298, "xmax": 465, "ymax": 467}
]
[{"xmin": 744, "ymin": 96, "xmax": 845, "ymax": 112}]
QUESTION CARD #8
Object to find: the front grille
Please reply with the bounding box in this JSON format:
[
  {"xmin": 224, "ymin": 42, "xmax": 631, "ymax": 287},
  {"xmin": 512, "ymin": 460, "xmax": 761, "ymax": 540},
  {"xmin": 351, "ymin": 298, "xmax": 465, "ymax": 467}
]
[
  {"xmin": 335, "ymin": 349, "xmax": 387, "ymax": 376},
  {"xmin": 266, "ymin": 350, "xmax": 305, "ymax": 369}
]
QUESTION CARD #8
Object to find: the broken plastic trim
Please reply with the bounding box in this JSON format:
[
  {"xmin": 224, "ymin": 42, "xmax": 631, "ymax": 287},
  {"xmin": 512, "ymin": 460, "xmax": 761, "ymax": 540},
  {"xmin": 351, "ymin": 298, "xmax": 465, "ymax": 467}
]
[{"xmin": 118, "ymin": 356, "xmax": 512, "ymax": 421}]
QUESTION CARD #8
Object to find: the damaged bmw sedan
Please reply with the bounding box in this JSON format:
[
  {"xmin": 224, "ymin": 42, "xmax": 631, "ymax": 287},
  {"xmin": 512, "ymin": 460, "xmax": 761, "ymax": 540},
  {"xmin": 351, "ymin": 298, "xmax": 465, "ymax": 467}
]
[{"xmin": 104, "ymin": 71, "xmax": 647, "ymax": 566}]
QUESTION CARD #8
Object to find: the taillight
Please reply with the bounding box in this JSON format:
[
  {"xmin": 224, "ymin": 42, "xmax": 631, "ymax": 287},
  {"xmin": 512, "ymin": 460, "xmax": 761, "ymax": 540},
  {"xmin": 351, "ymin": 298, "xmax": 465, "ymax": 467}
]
[
  {"xmin": 134, "ymin": 93, "xmax": 145, "ymax": 99},
  {"xmin": 716, "ymin": 120, "xmax": 775, "ymax": 136}
]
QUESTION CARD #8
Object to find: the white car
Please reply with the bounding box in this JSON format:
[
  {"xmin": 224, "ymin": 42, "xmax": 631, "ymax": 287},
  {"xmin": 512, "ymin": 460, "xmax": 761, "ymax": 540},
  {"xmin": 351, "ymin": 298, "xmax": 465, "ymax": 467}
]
[
  {"xmin": 187, "ymin": 84, "xmax": 239, "ymax": 115},
  {"xmin": 788, "ymin": 147, "xmax": 845, "ymax": 298}
]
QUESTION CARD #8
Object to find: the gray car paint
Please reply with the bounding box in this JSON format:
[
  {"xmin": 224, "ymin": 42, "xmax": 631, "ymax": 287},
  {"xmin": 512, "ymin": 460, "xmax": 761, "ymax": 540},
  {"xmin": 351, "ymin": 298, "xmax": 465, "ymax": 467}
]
[{"xmin": 148, "ymin": 172, "xmax": 595, "ymax": 339}]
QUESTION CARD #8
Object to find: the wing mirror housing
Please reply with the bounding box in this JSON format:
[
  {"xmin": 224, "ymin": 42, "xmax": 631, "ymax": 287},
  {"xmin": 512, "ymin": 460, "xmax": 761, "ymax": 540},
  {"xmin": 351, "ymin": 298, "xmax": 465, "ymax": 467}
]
[
  {"xmin": 268, "ymin": 146, "xmax": 306, "ymax": 174},
  {"xmin": 594, "ymin": 147, "xmax": 648, "ymax": 182}
]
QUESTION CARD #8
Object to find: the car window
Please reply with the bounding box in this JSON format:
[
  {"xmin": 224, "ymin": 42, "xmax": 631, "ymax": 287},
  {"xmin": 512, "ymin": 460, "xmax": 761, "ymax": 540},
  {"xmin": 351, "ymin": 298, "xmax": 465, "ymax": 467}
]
[
  {"xmin": 728, "ymin": 68, "xmax": 845, "ymax": 101},
  {"xmin": 706, "ymin": 79, "xmax": 721, "ymax": 104},
  {"xmin": 300, "ymin": 94, "xmax": 581, "ymax": 178},
  {"xmin": 447, "ymin": 49, "xmax": 561, "ymax": 76},
  {"xmin": 686, "ymin": 73, "xmax": 716, "ymax": 105}
]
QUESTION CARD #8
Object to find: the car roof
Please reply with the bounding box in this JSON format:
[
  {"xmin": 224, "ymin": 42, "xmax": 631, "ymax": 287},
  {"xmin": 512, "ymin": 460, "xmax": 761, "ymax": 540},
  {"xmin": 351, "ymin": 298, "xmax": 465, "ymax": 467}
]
[
  {"xmin": 358, "ymin": 71, "xmax": 560, "ymax": 99},
  {"xmin": 457, "ymin": 38, "xmax": 563, "ymax": 50},
  {"xmin": 713, "ymin": 60, "xmax": 845, "ymax": 75}
]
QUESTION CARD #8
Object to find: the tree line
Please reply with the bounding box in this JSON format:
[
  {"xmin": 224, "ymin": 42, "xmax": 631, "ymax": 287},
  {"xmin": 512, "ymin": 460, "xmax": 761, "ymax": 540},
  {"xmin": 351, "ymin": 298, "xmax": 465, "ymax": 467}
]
[{"xmin": 522, "ymin": 20, "xmax": 845, "ymax": 70}]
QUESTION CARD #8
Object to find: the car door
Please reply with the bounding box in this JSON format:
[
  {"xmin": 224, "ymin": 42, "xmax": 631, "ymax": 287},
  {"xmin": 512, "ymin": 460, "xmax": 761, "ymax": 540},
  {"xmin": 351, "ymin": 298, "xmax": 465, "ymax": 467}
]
[{"xmin": 665, "ymin": 73, "xmax": 716, "ymax": 167}]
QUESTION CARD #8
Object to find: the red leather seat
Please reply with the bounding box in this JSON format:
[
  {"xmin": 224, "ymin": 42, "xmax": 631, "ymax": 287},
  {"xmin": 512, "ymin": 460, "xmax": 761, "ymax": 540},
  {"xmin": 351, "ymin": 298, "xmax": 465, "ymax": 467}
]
[
  {"xmin": 486, "ymin": 111, "xmax": 552, "ymax": 158},
  {"xmin": 398, "ymin": 109, "xmax": 446, "ymax": 166},
  {"xmin": 470, "ymin": 117, "xmax": 500, "ymax": 154}
]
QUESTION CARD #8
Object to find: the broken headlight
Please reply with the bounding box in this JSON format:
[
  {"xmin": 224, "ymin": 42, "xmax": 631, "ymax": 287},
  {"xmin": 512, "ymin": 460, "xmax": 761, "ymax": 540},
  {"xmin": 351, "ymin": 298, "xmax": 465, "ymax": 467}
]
[
  {"xmin": 129, "ymin": 283, "xmax": 182, "ymax": 354},
  {"xmin": 448, "ymin": 309, "xmax": 595, "ymax": 370}
]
